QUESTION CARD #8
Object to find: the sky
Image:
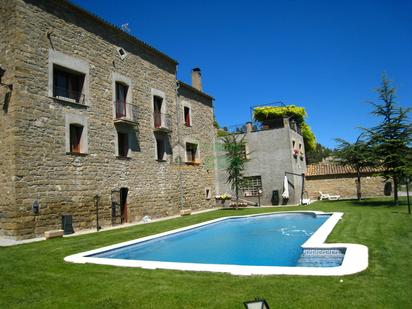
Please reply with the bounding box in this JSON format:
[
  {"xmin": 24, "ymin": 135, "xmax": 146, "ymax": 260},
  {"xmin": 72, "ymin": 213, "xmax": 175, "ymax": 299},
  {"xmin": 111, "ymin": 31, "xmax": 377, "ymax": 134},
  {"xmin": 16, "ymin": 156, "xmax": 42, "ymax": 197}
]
[{"xmin": 72, "ymin": 0, "xmax": 412, "ymax": 148}]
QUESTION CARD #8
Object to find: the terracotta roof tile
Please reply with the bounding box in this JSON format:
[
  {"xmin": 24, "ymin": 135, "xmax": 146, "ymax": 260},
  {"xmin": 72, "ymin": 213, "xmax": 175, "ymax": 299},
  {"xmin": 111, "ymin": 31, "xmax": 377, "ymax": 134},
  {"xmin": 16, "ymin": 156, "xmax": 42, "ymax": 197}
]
[{"xmin": 306, "ymin": 163, "xmax": 382, "ymax": 176}]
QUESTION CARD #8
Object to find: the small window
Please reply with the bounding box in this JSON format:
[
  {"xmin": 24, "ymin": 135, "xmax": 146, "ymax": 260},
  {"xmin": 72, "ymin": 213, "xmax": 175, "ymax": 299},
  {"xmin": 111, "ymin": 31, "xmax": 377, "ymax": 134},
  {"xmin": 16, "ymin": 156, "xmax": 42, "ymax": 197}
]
[
  {"xmin": 118, "ymin": 132, "xmax": 129, "ymax": 157},
  {"xmin": 115, "ymin": 82, "xmax": 128, "ymax": 118},
  {"xmin": 69, "ymin": 124, "xmax": 83, "ymax": 153},
  {"xmin": 292, "ymin": 140, "xmax": 296, "ymax": 148},
  {"xmin": 156, "ymin": 136, "xmax": 166, "ymax": 161},
  {"xmin": 205, "ymin": 188, "xmax": 211, "ymax": 200},
  {"xmin": 241, "ymin": 176, "xmax": 262, "ymax": 197},
  {"xmin": 184, "ymin": 106, "xmax": 191, "ymax": 127},
  {"xmin": 53, "ymin": 65, "xmax": 85, "ymax": 103},
  {"xmin": 117, "ymin": 47, "xmax": 128, "ymax": 60},
  {"xmin": 239, "ymin": 144, "xmax": 247, "ymax": 160},
  {"xmin": 186, "ymin": 142, "xmax": 198, "ymax": 164}
]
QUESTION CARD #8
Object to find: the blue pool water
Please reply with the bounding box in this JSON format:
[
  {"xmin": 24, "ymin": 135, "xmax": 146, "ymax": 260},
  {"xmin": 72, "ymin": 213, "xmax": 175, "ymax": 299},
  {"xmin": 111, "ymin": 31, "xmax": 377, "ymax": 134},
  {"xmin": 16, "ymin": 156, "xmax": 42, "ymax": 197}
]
[{"xmin": 90, "ymin": 213, "xmax": 344, "ymax": 267}]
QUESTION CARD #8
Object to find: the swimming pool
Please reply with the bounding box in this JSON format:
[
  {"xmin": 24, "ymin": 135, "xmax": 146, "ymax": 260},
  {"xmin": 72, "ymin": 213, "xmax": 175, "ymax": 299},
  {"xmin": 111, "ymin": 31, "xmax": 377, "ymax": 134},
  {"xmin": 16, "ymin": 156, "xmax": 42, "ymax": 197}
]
[{"xmin": 65, "ymin": 211, "xmax": 368, "ymax": 276}]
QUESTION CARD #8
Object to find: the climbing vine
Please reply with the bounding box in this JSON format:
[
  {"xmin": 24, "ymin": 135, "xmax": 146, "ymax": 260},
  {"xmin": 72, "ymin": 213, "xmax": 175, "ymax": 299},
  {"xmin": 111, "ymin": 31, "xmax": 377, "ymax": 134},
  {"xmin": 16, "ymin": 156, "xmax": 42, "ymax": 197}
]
[{"xmin": 253, "ymin": 105, "xmax": 317, "ymax": 151}]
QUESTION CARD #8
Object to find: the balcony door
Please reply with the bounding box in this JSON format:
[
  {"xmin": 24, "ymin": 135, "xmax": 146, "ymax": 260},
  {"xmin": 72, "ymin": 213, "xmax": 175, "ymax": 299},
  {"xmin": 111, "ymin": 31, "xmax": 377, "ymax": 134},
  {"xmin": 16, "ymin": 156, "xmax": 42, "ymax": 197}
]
[{"xmin": 116, "ymin": 82, "xmax": 128, "ymax": 118}]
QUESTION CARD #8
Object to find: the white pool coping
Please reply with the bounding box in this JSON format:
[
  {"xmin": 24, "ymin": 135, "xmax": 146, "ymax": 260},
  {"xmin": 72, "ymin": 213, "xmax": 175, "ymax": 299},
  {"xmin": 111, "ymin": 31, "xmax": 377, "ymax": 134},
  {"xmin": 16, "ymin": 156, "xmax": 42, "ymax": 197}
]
[{"xmin": 64, "ymin": 211, "xmax": 368, "ymax": 276}]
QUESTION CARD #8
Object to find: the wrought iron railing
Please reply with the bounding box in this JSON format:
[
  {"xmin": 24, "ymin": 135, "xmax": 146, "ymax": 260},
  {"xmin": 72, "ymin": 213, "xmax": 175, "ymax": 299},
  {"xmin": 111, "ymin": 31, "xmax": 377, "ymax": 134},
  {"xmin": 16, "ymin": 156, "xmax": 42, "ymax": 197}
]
[
  {"xmin": 114, "ymin": 101, "xmax": 138, "ymax": 123},
  {"xmin": 153, "ymin": 112, "xmax": 172, "ymax": 130},
  {"xmin": 221, "ymin": 118, "xmax": 301, "ymax": 135},
  {"xmin": 53, "ymin": 86, "xmax": 85, "ymax": 104}
]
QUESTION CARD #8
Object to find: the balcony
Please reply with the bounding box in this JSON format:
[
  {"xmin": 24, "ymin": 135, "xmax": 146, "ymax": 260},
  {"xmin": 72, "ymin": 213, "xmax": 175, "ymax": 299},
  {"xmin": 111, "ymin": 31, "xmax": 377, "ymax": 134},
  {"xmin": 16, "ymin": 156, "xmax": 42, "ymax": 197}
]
[
  {"xmin": 153, "ymin": 112, "xmax": 172, "ymax": 133},
  {"xmin": 113, "ymin": 101, "xmax": 138, "ymax": 126}
]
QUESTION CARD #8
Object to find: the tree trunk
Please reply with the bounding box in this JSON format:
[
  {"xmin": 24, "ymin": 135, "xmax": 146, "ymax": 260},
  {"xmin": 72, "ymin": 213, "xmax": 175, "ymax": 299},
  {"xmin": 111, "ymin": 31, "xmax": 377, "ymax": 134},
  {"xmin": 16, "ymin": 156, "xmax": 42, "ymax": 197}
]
[
  {"xmin": 393, "ymin": 176, "xmax": 399, "ymax": 206},
  {"xmin": 356, "ymin": 169, "xmax": 362, "ymax": 201},
  {"xmin": 235, "ymin": 171, "xmax": 239, "ymax": 210}
]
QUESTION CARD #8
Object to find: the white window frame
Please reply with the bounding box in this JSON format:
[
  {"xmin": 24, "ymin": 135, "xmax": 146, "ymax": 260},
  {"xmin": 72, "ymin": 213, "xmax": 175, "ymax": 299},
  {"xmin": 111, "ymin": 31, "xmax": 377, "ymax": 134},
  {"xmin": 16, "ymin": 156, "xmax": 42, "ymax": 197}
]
[
  {"xmin": 65, "ymin": 113, "xmax": 88, "ymax": 154},
  {"xmin": 116, "ymin": 47, "xmax": 128, "ymax": 60},
  {"xmin": 48, "ymin": 49, "xmax": 90, "ymax": 106}
]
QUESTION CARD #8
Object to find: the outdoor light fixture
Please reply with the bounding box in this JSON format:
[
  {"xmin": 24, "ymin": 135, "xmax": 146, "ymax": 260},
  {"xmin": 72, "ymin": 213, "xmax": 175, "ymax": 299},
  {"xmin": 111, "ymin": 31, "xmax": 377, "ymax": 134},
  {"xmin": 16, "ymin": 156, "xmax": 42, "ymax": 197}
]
[
  {"xmin": 244, "ymin": 298, "xmax": 270, "ymax": 309},
  {"xmin": 257, "ymin": 189, "xmax": 263, "ymax": 207},
  {"xmin": 0, "ymin": 67, "xmax": 13, "ymax": 91},
  {"xmin": 32, "ymin": 200, "xmax": 40, "ymax": 215}
]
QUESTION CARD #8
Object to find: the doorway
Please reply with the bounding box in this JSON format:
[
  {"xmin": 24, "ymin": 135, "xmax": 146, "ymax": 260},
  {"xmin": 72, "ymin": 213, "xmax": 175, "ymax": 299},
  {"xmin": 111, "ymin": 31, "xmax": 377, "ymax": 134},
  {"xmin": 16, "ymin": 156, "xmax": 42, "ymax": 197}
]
[{"xmin": 120, "ymin": 187, "xmax": 128, "ymax": 223}]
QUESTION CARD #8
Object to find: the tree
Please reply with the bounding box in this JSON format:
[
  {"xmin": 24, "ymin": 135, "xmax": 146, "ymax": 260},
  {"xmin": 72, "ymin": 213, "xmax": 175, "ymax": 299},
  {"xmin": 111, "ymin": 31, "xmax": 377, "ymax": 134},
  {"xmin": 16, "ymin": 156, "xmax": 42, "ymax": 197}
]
[
  {"xmin": 334, "ymin": 134, "xmax": 375, "ymax": 200},
  {"xmin": 365, "ymin": 76, "xmax": 412, "ymax": 205},
  {"xmin": 306, "ymin": 142, "xmax": 334, "ymax": 164},
  {"xmin": 222, "ymin": 134, "xmax": 249, "ymax": 209}
]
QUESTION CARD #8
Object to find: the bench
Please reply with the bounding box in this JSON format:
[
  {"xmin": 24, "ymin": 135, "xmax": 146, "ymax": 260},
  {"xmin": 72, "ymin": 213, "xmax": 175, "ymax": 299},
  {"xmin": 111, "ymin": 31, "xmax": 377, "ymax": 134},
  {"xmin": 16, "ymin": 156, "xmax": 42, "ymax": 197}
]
[{"xmin": 44, "ymin": 229, "xmax": 64, "ymax": 239}]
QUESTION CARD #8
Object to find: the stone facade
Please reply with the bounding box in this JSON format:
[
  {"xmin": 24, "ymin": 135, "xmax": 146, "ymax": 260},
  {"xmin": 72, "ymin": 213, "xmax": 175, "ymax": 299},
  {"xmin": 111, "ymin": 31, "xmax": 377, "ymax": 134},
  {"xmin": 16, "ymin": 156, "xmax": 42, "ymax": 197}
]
[
  {"xmin": 305, "ymin": 163, "xmax": 389, "ymax": 200},
  {"xmin": 216, "ymin": 118, "xmax": 306, "ymax": 205},
  {"xmin": 0, "ymin": 0, "xmax": 215, "ymax": 239}
]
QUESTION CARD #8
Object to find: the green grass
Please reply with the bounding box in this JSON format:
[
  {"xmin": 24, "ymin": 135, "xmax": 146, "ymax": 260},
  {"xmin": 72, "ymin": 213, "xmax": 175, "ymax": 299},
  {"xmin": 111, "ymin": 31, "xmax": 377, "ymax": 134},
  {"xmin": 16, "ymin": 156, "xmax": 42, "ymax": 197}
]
[{"xmin": 1, "ymin": 198, "xmax": 411, "ymax": 308}]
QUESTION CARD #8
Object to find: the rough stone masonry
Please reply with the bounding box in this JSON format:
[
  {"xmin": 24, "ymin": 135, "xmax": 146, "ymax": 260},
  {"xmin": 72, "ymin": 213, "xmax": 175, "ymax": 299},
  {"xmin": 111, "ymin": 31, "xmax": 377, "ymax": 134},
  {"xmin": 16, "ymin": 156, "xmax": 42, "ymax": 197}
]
[{"xmin": 0, "ymin": 0, "xmax": 216, "ymax": 239}]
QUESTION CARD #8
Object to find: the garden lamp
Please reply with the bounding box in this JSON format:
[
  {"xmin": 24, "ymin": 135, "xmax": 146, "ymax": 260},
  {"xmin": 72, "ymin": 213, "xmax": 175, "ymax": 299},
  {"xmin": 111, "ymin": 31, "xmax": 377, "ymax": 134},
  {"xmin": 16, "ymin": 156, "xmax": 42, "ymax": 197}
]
[{"xmin": 244, "ymin": 298, "xmax": 270, "ymax": 309}]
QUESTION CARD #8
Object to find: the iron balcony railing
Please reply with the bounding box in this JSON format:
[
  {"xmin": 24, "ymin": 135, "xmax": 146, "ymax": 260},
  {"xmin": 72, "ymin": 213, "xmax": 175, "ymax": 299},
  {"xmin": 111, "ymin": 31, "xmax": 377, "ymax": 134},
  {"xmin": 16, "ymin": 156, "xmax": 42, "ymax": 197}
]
[
  {"xmin": 221, "ymin": 118, "xmax": 301, "ymax": 135},
  {"xmin": 153, "ymin": 112, "xmax": 172, "ymax": 131},
  {"xmin": 114, "ymin": 101, "xmax": 138, "ymax": 124},
  {"xmin": 53, "ymin": 86, "xmax": 85, "ymax": 104}
]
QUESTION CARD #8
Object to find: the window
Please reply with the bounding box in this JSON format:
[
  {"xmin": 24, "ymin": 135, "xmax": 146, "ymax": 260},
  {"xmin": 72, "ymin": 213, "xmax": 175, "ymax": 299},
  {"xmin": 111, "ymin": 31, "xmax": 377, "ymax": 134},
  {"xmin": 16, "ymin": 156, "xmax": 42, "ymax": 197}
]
[
  {"xmin": 205, "ymin": 188, "xmax": 212, "ymax": 200},
  {"xmin": 241, "ymin": 176, "xmax": 262, "ymax": 197},
  {"xmin": 156, "ymin": 136, "xmax": 166, "ymax": 161},
  {"xmin": 117, "ymin": 47, "xmax": 128, "ymax": 60},
  {"xmin": 69, "ymin": 124, "xmax": 83, "ymax": 153},
  {"xmin": 65, "ymin": 114, "xmax": 88, "ymax": 154},
  {"xmin": 184, "ymin": 106, "xmax": 191, "ymax": 126},
  {"xmin": 239, "ymin": 144, "xmax": 247, "ymax": 160},
  {"xmin": 115, "ymin": 82, "xmax": 128, "ymax": 118},
  {"xmin": 186, "ymin": 142, "xmax": 198, "ymax": 164},
  {"xmin": 117, "ymin": 132, "xmax": 129, "ymax": 158},
  {"xmin": 153, "ymin": 96, "xmax": 163, "ymax": 128},
  {"xmin": 53, "ymin": 65, "xmax": 85, "ymax": 103}
]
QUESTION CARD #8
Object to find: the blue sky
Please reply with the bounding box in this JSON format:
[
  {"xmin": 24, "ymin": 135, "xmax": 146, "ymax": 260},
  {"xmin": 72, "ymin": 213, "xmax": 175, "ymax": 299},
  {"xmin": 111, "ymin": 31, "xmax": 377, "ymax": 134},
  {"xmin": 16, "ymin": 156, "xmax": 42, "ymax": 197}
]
[{"xmin": 72, "ymin": 0, "xmax": 412, "ymax": 148}]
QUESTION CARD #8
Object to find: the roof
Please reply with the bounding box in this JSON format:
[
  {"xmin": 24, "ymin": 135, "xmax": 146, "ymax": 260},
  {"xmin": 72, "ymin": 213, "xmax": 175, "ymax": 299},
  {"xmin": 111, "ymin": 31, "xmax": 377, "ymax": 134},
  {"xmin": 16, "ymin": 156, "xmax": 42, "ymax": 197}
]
[
  {"xmin": 306, "ymin": 163, "xmax": 382, "ymax": 177},
  {"xmin": 50, "ymin": 0, "xmax": 178, "ymax": 65},
  {"xmin": 178, "ymin": 81, "xmax": 214, "ymax": 101}
]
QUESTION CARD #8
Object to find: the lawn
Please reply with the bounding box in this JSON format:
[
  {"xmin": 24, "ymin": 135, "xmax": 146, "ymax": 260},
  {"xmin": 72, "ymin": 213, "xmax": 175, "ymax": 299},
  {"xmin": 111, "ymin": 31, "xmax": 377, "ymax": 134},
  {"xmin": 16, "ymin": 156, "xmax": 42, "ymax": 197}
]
[{"xmin": 0, "ymin": 198, "xmax": 411, "ymax": 308}]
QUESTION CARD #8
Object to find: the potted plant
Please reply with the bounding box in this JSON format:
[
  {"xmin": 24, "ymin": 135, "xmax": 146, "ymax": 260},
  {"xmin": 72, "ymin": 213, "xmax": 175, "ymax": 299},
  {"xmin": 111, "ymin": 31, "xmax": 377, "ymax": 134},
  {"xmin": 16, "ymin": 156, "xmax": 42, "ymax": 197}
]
[{"xmin": 293, "ymin": 149, "xmax": 299, "ymax": 158}]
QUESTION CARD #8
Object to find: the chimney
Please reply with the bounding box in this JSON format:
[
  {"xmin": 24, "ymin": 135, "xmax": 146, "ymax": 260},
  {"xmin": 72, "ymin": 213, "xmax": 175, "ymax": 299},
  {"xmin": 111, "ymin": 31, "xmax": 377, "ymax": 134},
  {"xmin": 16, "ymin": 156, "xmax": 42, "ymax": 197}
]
[
  {"xmin": 191, "ymin": 68, "xmax": 202, "ymax": 91},
  {"xmin": 245, "ymin": 122, "xmax": 253, "ymax": 133}
]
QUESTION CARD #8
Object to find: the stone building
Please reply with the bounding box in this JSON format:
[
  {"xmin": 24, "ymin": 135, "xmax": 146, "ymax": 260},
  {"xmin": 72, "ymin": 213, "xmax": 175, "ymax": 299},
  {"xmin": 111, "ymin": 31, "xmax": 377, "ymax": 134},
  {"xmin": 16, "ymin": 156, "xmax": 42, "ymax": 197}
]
[
  {"xmin": 305, "ymin": 163, "xmax": 389, "ymax": 200},
  {"xmin": 0, "ymin": 0, "xmax": 215, "ymax": 239},
  {"xmin": 216, "ymin": 116, "xmax": 306, "ymax": 206}
]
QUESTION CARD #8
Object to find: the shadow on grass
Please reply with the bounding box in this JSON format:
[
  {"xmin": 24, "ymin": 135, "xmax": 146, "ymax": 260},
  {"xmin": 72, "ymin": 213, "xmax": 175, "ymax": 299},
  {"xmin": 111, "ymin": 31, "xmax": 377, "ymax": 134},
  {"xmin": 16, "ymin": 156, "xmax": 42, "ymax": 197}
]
[{"xmin": 349, "ymin": 197, "xmax": 409, "ymax": 208}]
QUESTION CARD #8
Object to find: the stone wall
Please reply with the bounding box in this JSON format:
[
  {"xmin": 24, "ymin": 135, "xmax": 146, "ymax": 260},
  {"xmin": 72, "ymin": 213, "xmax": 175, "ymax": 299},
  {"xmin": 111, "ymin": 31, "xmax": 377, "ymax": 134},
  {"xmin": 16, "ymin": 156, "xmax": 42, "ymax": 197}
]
[
  {"xmin": 305, "ymin": 174, "xmax": 389, "ymax": 200},
  {"xmin": 0, "ymin": 0, "xmax": 215, "ymax": 239},
  {"xmin": 0, "ymin": 0, "xmax": 18, "ymax": 238},
  {"xmin": 178, "ymin": 85, "xmax": 215, "ymax": 211}
]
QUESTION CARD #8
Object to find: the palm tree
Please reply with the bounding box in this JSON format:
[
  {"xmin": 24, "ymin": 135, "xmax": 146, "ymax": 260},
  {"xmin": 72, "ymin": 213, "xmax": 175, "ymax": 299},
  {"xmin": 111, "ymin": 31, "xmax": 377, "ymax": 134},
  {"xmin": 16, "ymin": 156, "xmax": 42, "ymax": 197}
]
[{"xmin": 222, "ymin": 134, "xmax": 249, "ymax": 209}]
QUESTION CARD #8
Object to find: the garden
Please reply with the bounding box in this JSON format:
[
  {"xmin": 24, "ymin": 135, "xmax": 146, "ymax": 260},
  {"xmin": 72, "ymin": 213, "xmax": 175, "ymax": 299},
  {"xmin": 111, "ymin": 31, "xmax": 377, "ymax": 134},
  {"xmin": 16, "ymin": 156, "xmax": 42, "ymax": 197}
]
[{"xmin": 0, "ymin": 197, "xmax": 411, "ymax": 308}]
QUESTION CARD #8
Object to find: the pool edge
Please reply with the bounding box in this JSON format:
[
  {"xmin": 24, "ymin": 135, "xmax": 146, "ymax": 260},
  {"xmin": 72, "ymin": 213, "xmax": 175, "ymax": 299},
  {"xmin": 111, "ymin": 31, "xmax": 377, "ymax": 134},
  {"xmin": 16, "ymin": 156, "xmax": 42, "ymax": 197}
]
[{"xmin": 64, "ymin": 211, "xmax": 368, "ymax": 276}]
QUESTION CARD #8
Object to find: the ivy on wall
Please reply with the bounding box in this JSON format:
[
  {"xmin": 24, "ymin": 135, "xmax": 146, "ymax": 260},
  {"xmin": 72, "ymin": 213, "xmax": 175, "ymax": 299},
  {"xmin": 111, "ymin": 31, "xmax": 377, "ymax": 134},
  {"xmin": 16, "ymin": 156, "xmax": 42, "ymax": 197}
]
[{"xmin": 253, "ymin": 105, "xmax": 317, "ymax": 151}]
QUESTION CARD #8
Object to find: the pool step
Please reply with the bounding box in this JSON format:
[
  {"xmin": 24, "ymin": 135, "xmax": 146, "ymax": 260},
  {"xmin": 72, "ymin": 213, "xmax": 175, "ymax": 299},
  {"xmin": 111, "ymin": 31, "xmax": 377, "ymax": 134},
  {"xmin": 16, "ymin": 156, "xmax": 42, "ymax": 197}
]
[{"xmin": 297, "ymin": 248, "xmax": 345, "ymax": 267}]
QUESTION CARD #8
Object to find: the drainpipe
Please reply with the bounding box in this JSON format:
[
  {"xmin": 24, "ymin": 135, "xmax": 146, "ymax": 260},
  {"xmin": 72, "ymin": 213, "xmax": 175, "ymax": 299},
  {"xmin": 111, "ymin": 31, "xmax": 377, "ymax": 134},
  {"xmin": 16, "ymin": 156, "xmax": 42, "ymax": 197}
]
[
  {"xmin": 175, "ymin": 67, "xmax": 184, "ymax": 210},
  {"xmin": 94, "ymin": 194, "xmax": 101, "ymax": 231}
]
